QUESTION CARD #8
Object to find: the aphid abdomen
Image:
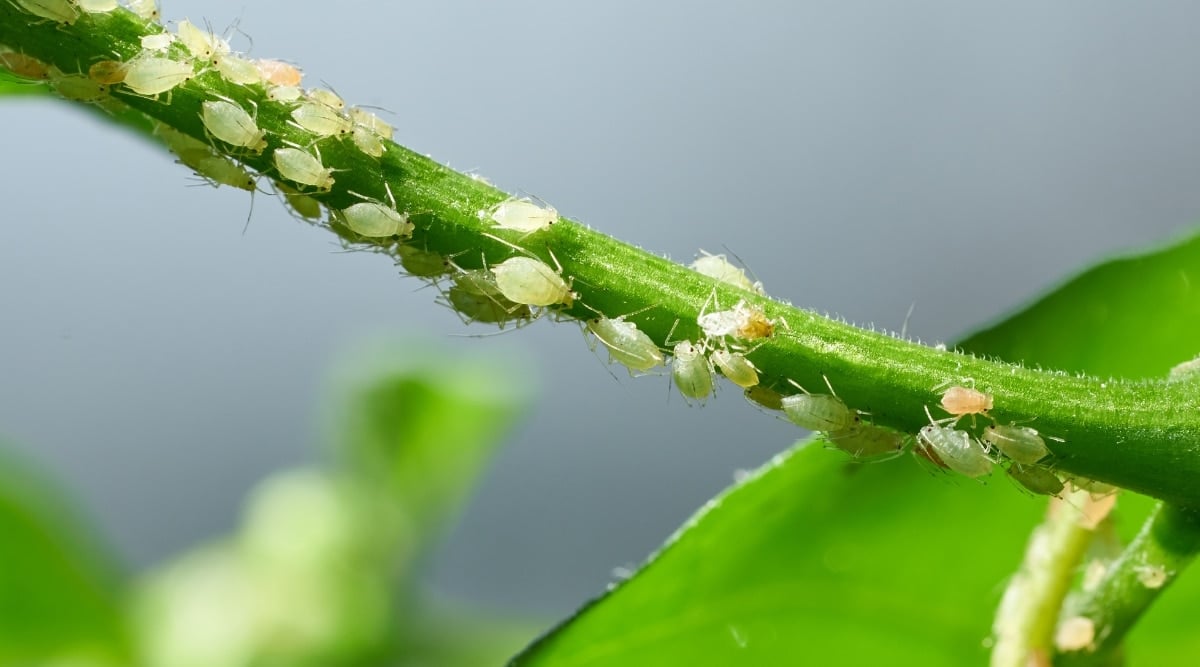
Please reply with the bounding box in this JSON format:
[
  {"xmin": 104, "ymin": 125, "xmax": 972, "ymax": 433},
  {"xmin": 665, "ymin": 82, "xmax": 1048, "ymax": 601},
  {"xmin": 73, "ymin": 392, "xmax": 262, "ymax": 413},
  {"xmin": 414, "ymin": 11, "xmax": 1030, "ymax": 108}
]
[
  {"xmin": 487, "ymin": 197, "xmax": 558, "ymax": 234},
  {"xmin": 983, "ymin": 424, "xmax": 1048, "ymax": 465},
  {"xmin": 588, "ymin": 318, "xmax": 663, "ymax": 373},
  {"xmin": 123, "ymin": 56, "xmax": 194, "ymax": 96},
  {"xmin": 338, "ymin": 202, "xmax": 412, "ymax": 238},
  {"xmin": 781, "ymin": 393, "xmax": 856, "ymax": 432},
  {"xmin": 671, "ymin": 341, "xmax": 715, "ymax": 402},
  {"xmin": 201, "ymin": 100, "xmax": 267, "ymax": 152},
  {"xmin": 940, "ymin": 385, "xmax": 994, "ymax": 417},
  {"xmin": 272, "ymin": 147, "xmax": 334, "ymax": 191},
  {"xmin": 491, "ymin": 256, "xmax": 572, "ymax": 307}
]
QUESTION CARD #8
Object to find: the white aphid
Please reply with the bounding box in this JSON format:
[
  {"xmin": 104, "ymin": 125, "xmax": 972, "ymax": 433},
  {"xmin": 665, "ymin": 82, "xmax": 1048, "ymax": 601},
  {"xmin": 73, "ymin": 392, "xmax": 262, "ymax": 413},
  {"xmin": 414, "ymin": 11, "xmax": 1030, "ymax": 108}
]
[
  {"xmin": 351, "ymin": 126, "xmax": 385, "ymax": 157},
  {"xmin": 917, "ymin": 422, "xmax": 993, "ymax": 478},
  {"xmin": 1135, "ymin": 564, "xmax": 1169, "ymax": 589},
  {"xmin": 1054, "ymin": 616, "xmax": 1096, "ymax": 652},
  {"xmin": 983, "ymin": 424, "xmax": 1049, "ymax": 465},
  {"xmin": 122, "ymin": 56, "xmax": 194, "ymax": 96},
  {"xmin": 140, "ymin": 33, "xmax": 174, "ymax": 52},
  {"xmin": 487, "ymin": 197, "xmax": 559, "ymax": 234},
  {"xmin": 782, "ymin": 391, "xmax": 856, "ymax": 433},
  {"xmin": 672, "ymin": 341, "xmax": 716, "ymax": 402},
  {"xmin": 307, "ymin": 87, "xmax": 344, "ymax": 110},
  {"xmin": 272, "ymin": 147, "xmax": 334, "ymax": 192},
  {"xmin": 127, "ymin": 0, "xmax": 159, "ymax": 21},
  {"xmin": 176, "ymin": 19, "xmax": 228, "ymax": 61},
  {"xmin": 12, "ymin": 0, "xmax": 79, "ymax": 25},
  {"xmin": 50, "ymin": 74, "xmax": 109, "ymax": 103},
  {"xmin": 711, "ymin": 348, "xmax": 759, "ymax": 388},
  {"xmin": 255, "ymin": 59, "xmax": 302, "ymax": 86},
  {"xmin": 88, "ymin": 60, "xmax": 126, "ymax": 84},
  {"xmin": 491, "ymin": 256, "xmax": 574, "ymax": 307},
  {"xmin": 77, "ymin": 0, "xmax": 118, "ymax": 12},
  {"xmin": 291, "ymin": 101, "xmax": 352, "ymax": 138},
  {"xmin": 201, "ymin": 99, "xmax": 267, "ymax": 153},
  {"xmin": 215, "ymin": 54, "xmax": 264, "ymax": 86},
  {"xmin": 337, "ymin": 186, "xmax": 413, "ymax": 239},
  {"xmin": 698, "ymin": 299, "xmax": 774, "ymax": 341},
  {"xmin": 349, "ymin": 107, "xmax": 393, "ymax": 139},
  {"xmin": 690, "ymin": 251, "xmax": 763, "ymax": 294},
  {"xmin": 587, "ymin": 314, "xmax": 663, "ymax": 373},
  {"xmin": 266, "ymin": 85, "xmax": 302, "ymax": 102}
]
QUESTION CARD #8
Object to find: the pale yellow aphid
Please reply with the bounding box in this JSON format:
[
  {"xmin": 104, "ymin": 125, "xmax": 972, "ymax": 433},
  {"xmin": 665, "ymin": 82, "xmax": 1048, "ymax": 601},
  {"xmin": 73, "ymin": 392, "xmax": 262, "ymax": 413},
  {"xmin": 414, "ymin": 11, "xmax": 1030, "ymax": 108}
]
[
  {"xmin": 1134, "ymin": 563, "xmax": 1169, "ymax": 589},
  {"xmin": 1054, "ymin": 616, "xmax": 1096, "ymax": 653},
  {"xmin": 126, "ymin": 0, "xmax": 159, "ymax": 21},
  {"xmin": 0, "ymin": 51, "xmax": 51, "ymax": 80},
  {"xmin": 486, "ymin": 197, "xmax": 559, "ymax": 234},
  {"xmin": 140, "ymin": 33, "xmax": 174, "ymax": 52},
  {"xmin": 189, "ymin": 154, "xmax": 256, "ymax": 191},
  {"xmin": 348, "ymin": 106, "xmax": 393, "ymax": 140},
  {"xmin": 176, "ymin": 19, "xmax": 229, "ymax": 62},
  {"xmin": 698, "ymin": 299, "xmax": 773, "ymax": 341},
  {"xmin": 12, "ymin": 0, "xmax": 78, "ymax": 25},
  {"xmin": 255, "ymin": 58, "xmax": 302, "ymax": 87},
  {"xmin": 215, "ymin": 54, "xmax": 263, "ymax": 86},
  {"xmin": 351, "ymin": 126, "xmax": 385, "ymax": 157},
  {"xmin": 88, "ymin": 59, "xmax": 126, "ymax": 84},
  {"xmin": 586, "ymin": 313, "xmax": 664, "ymax": 374},
  {"xmin": 266, "ymin": 85, "xmax": 302, "ymax": 102},
  {"xmin": 671, "ymin": 341, "xmax": 715, "ymax": 403},
  {"xmin": 50, "ymin": 73, "xmax": 109, "ymax": 103},
  {"xmin": 940, "ymin": 385, "xmax": 993, "ymax": 421},
  {"xmin": 491, "ymin": 255, "xmax": 574, "ymax": 307},
  {"xmin": 337, "ymin": 185, "xmax": 413, "ymax": 238},
  {"xmin": 690, "ymin": 251, "xmax": 763, "ymax": 294},
  {"xmin": 307, "ymin": 87, "xmax": 345, "ymax": 110},
  {"xmin": 201, "ymin": 99, "xmax": 267, "ymax": 153},
  {"xmin": 291, "ymin": 101, "xmax": 352, "ymax": 138},
  {"xmin": 123, "ymin": 56, "xmax": 195, "ymax": 96},
  {"xmin": 77, "ymin": 0, "xmax": 118, "ymax": 13},
  {"xmin": 272, "ymin": 146, "xmax": 334, "ymax": 192},
  {"xmin": 711, "ymin": 348, "xmax": 759, "ymax": 388}
]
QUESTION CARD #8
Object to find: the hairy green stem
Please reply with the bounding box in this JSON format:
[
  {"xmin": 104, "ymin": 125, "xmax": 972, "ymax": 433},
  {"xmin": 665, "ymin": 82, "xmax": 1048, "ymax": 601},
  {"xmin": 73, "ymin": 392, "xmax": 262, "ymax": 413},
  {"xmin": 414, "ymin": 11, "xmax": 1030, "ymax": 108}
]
[
  {"xmin": 1055, "ymin": 502, "xmax": 1200, "ymax": 666},
  {"xmin": 3, "ymin": 6, "xmax": 1200, "ymax": 507}
]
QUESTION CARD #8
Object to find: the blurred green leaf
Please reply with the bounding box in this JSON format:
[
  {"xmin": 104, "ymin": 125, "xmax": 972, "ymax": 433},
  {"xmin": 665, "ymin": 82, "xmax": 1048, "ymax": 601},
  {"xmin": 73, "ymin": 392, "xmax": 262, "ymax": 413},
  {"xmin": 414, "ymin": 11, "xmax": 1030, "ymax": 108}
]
[
  {"xmin": 0, "ymin": 444, "xmax": 129, "ymax": 666},
  {"xmin": 513, "ymin": 230, "xmax": 1200, "ymax": 666}
]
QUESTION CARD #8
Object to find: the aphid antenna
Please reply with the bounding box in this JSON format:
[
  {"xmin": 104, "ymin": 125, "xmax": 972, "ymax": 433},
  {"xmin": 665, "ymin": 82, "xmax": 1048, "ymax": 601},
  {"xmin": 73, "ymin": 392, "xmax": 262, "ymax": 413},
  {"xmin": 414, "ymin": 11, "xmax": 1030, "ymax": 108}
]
[{"xmin": 900, "ymin": 301, "xmax": 916, "ymax": 340}]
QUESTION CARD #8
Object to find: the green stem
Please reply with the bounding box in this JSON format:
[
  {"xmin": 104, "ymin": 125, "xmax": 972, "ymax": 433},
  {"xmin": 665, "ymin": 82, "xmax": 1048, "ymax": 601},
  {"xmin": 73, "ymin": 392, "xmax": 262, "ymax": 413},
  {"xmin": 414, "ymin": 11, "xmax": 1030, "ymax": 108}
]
[
  {"xmin": 3, "ymin": 6, "xmax": 1200, "ymax": 506},
  {"xmin": 990, "ymin": 489, "xmax": 1112, "ymax": 667},
  {"xmin": 1055, "ymin": 502, "xmax": 1200, "ymax": 666}
]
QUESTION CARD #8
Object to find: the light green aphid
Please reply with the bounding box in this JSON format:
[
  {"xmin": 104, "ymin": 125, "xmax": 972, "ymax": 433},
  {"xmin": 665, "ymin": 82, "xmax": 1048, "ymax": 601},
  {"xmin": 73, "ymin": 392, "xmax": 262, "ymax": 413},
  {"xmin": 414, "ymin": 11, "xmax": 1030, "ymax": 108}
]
[
  {"xmin": 188, "ymin": 153, "xmax": 256, "ymax": 191},
  {"xmin": 349, "ymin": 106, "xmax": 393, "ymax": 140},
  {"xmin": 690, "ymin": 251, "xmax": 763, "ymax": 294},
  {"xmin": 982, "ymin": 424, "xmax": 1048, "ymax": 465},
  {"xmin": 782, "ymin": 393, "xmax": 856, "ymax": 432},
  {"xmin": 744, "ymin": 385, "xmax": 783, "ymax": 411},
  {"xmin": 176, "ymin": 19, "xmax": 228, "ymax": 62},
  {"xmin": 486, "ymin": 197, "xmax": 559, "ymax": 234},
  {"xmin": 201, "ymin": 99, "xmax": 267, "ymax": 153},
  {"xmin": 12, "ymin": 0, "xmax": 79, "ymax": 25},
  {"xmin": 50, "ymin": 73, "xmax": 109, "ymax": 103},
  {"xmin": 587, "ymin": 314, "xmax": 663, "ymax": 373},
  {"xmin": 351, "ymin": 126, "xmax": 385, "ymax": 157},
  {"xmin": 307, "ymin": 87, "xmax": 345, "ymax": 110},
  {"xmin": 140, "ymin": 33, "xmax": 174, "ymax": 52},
  {"xmin": 671, "ymin": 341, "xmax": 715, "ymax": 403},
  {"xmin": 123, "ymin": 56, "xmax": 194, "ymax": 96},
  {"xmin": 446, "ymin": 270, "xmax": 532, "ymax": 327},
  {"xmin": 396, "ymin": 245, "xmax": 451, "ymax": 278},
  {"xmin": 291, "ymin": 101, "xmax": 352, "ymax": 138},
  {"xmin": 272, "ymin": 146, "xmax": 334, "ymax": 192},
  {"xmin": 1006, "ymin": 464, "xmax": 1064, "ymax": 497},
  {"xmin": 828, "ymin": 423, "xmax": 907, "ymax": 460},
  {"xmin": 711, "ymin": 347, "xmax": 759, "ymax": 388},
  {"xmin": 215, "ymin": 54, "xmax": 263, "ymax": 86},
  {"xmin": 276, "ymin": 183, "xmax": 323, "ymax": 220},
  {"xmin": 77, "ymin": 0, "xmax": 118, "ymax": 13},
  {"xmin": 267, "ymin": 85, "xmax": 302, "ymax": 102},
  {"xmin": 127, "ymin": 0, "xmax": 159, "ymax": 21},
  {"xmin": 337, "ymin": 203, "xmax": 411, "ymax": 238},
  {"xmin": 491, "ymin": 255, "xmax": 574, "ymax": 307},
  {"xmin": 917, "ymin": 423, "xmax": 993, "ymax": 478}
]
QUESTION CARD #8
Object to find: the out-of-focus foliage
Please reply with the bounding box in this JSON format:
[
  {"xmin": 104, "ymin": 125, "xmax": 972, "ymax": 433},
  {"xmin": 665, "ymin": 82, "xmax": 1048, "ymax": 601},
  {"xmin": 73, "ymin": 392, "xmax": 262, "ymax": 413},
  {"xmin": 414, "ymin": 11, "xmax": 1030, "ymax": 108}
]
[{"xmin": 512, "ymin": 232, "xmax": 1200, "ymax": 666}]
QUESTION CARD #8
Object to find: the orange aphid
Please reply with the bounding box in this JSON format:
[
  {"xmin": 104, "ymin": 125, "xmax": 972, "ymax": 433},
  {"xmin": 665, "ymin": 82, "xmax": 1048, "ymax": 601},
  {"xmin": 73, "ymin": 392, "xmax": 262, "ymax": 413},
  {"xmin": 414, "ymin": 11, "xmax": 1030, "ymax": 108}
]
[
  {"xmin": 255, "ymin": 59, "xmax": 302, "ymax": 87},
  {"xmin": 940, "ymin": 385, "xmax": 993, "ymax": 419},
  {"xmin": 0, "ymin": 51, "xmax": 50, "ymax": 80}
]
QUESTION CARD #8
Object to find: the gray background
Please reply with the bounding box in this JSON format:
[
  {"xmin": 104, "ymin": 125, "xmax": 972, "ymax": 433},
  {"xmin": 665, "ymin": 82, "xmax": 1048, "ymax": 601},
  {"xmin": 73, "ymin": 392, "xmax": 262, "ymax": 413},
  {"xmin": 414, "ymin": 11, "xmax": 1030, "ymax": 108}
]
[{"xmin": 3, "ymin": 0, "xmax": 1200, "ymax": 622}]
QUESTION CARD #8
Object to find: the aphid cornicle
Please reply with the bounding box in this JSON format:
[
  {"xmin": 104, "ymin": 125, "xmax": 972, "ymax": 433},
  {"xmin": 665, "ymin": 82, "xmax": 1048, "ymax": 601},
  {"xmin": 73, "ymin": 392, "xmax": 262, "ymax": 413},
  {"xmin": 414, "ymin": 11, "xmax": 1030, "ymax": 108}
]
[
  {"xmin": 487, "ymin": 197, "xmax": 559, "ymax": 234},
  {"xmin": 1006, "ymin": 464, "xmax": 1064, "ymax": 497},
  {"xmin": 272, "ymin": 146, "xmax": 335, "ymax": 192},
  {"xmin": 491, "ymin": 255, "xmax": 574, "ymax": 307},
  {"xmin": 587, "ymin": 315, "xmax": 664, "ymax": 373},
  {"xmin": 201, "ymin": 99, "xmax": 267, "ymax": 153},
  {"xmin": 710, "ymin": 348, "xmax": 759, "ymax": 388},
  {"xmin": 983, "ymin": 424, "xmax": 1049, "ymax": 465},
  {"xmin": 671, "ymin": 341, "xmax": 715, "ymax": 402},
  {"xmin": 12, "ymin": 0, "xmax": 79, "ymax": 25},
  {"xmin": 917, "ymin": 424, "xmax": 993, "ymax": 478},
  {"xmin": 123, "ymin": 56, "xmax": 195, "ymax": 97}
]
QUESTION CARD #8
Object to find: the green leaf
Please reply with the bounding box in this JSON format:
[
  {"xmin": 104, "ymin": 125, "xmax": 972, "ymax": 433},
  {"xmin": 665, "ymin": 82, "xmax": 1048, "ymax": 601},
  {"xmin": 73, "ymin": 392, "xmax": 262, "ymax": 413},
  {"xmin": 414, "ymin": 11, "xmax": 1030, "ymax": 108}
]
[
  {"xmin": 512, "ymin": 230, "xmax": 1200, "ymax": 666},
  {"xmin": 0, "ymin": 444, "xmax": 129, "ymax": 665}
]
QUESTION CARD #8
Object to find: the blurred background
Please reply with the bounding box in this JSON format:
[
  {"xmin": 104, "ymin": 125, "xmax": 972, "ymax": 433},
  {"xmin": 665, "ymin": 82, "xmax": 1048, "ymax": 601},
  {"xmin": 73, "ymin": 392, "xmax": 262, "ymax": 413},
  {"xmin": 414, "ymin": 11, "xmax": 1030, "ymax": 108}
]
[{"xmin": 3, "ymin": 0, "xmax": 1200, "ymax": 658}]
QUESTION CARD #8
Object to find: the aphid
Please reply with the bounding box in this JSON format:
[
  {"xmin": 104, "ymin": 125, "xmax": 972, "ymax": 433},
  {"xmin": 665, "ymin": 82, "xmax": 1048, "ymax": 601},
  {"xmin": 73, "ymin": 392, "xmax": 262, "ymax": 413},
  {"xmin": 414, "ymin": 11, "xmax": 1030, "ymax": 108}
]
[
  {"xmin": 11, "ymin": 0, "xmax": 79, "ymax": 25},
  {"xmin": 77, "ymin": 0, "xmax": 118, "ymax": 12},
  {"xmin": 586, "ymin": 313, "xmax": 664, "ymax": 373},
  {"xmin": 491, "ymin": 255, "xmax": 574, "ymax": 308},
  {"xmin": 671, "ymin": 341, "xmax": 715, "ymax": 402},
  {"xmin": 1167, "ymin": 356, "xmax": 1200, "ymax": 383},
  {"xmin": 351, "ymin": 125, "xmax": 385, "ymax": 157},
  {"xmin": 698, "ymin": 299, "xmax": 774, "ymax": 341},
  {"xmin": 187, "ymin": 154, "xmax": 257, "ymax": 191},
  {"xmin": 88, "ymin": 60, "xmax": 126, "ymax": 84},
  {"xmin": 122, "ymin": 56, "xmax": 194, "ymax": 96},
  {"xmin": 176, "ymin": 19, "xmax": 229, "ymax": 62},
  {"xmin": 781, "ymin": 379, "xmax": 857, "ymax": 432},
  {"xmin": 349, "ymin": 106, "xmax": 393, "ymax": 139},
  {"xmin": 153, "ymin": 122, "xmax": 209, "ymax": 155},
  {"xmin": 446, "ymin": 269, "xmax": 532, "ymax": 327},
  {"xmin": 1134, "ymin": 564, "xmax": 1169, "ymax": 589},
  {"xmin": 201, "ymin": 99, "xmax": 267, "ymax": 153},
  {"xmin": 0, "ymin": 51, "xmax": 50, "ymax": 80},
  {"xmin": 272, "ymin": 146, "xmax": 334, "ymax": 192},
  {"xmin": 486, "ymin": 197, "xmax": 559, "ymax": 234},
  {"xmin": 126, "ymin": 0, "xmax": 159, "ymax": 21},
  {"xmin": 307, "ymin": 87, "xmax": 344, "ymax": 110},
  {"xmin": 983, "ymin": 424, "xmax": 1049, "ymax": 465},
  {"xmin": 215, "ymin": 54, "xmax": 264, "ymax": 86},
  {"xmin": 711, "ymin": 347, "xmax": 759, "ymax": 388},
  {"xmin": 690, "ymin": 251, "xmax": 763, "ymax": 294},
  {"xmin": 275, "ymin": 183, "xmax": 323, "ymax": 220},
  {"xmin": 336, "ymin": 186, "xmax": 413, "ymax": 239},
  {"xmin": 396, "ymin": 245, "xmax": 451, "ymax": 278},
  {"xmin": 255, "ymin": 58, "xmax": 302, "ymax": 86},
  {"xmin": 744, "ymin": 385, "xmax": 783, "ymax": 411},
  {"xmin": 1054, "ymin": 616, "xmax": 1095, "ymax": 653},
  {"xmin": 939, "ymin": 385, "xmax": 993, "ymax": 423},
  {"xmin": 917, "ymin": 422, "xmax": 993, "ymax": 478},
  {"xmin": 291, "ymin": 101, "xmax": 352, "ymax": 138},
  {"xmin": 827, "ymin": 423, "xmax": 907, "ymax": 460},
  {"xmin": 140, "ymin": 33, "xmax": 174, "ymax": 52},
  {"xmin": 1006, "ymin": 464, "xmax": 1064, "ymax": 497},
  {"xmin": 266, "ymin": 85, "xmax": 302, "ymax": 103},
  {"xmin": 50, "ymin": 74, "xmax": 109, "ymax": 103}
]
